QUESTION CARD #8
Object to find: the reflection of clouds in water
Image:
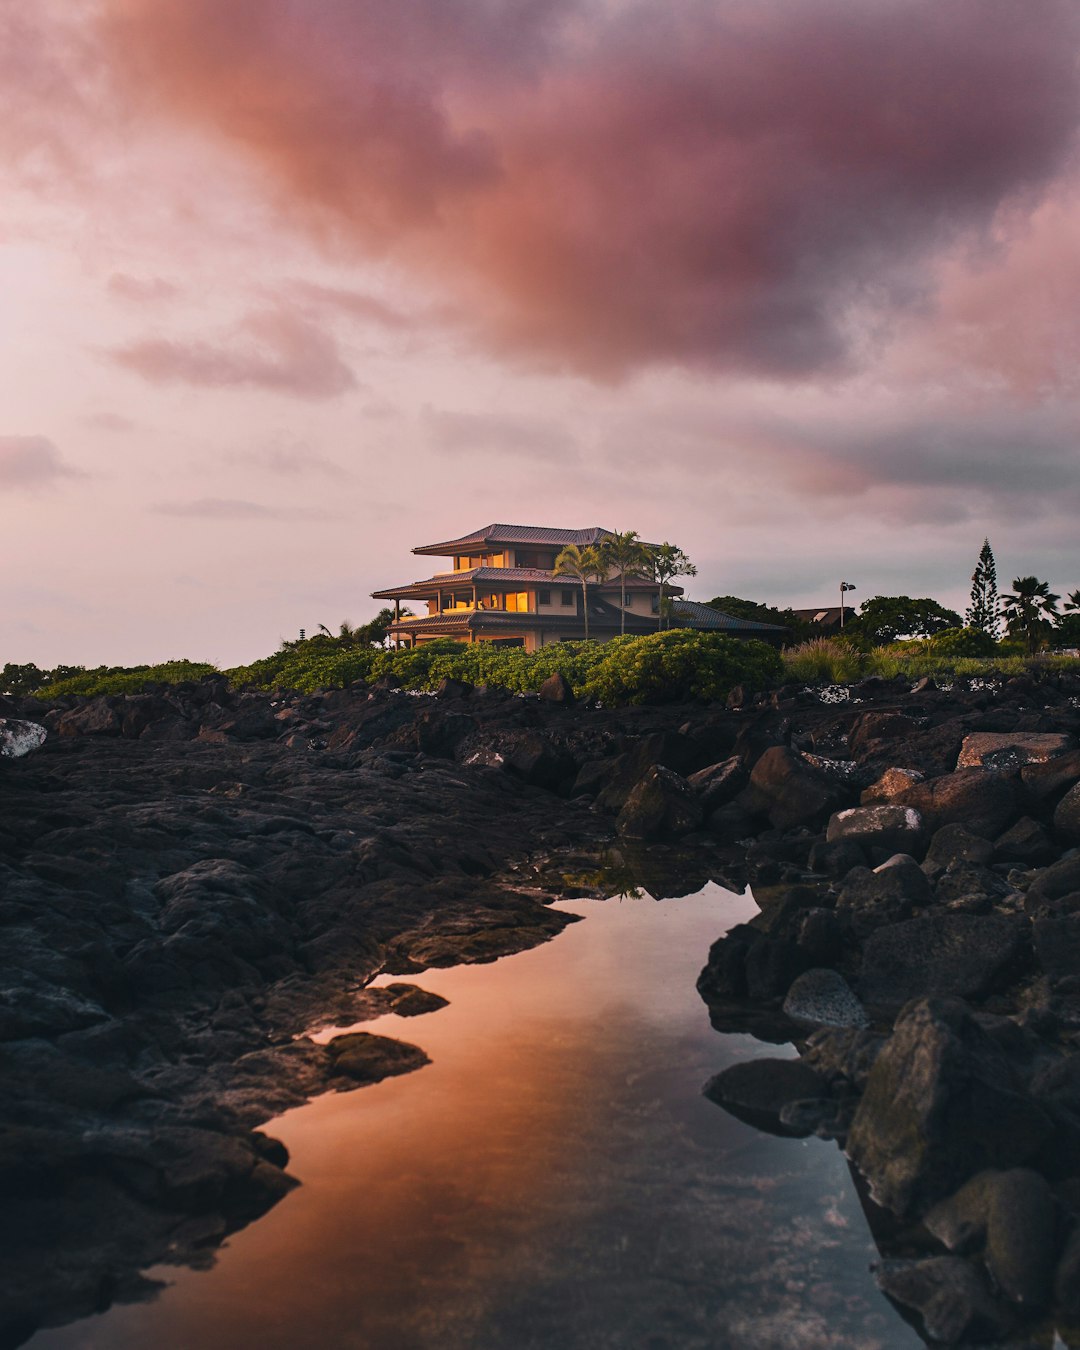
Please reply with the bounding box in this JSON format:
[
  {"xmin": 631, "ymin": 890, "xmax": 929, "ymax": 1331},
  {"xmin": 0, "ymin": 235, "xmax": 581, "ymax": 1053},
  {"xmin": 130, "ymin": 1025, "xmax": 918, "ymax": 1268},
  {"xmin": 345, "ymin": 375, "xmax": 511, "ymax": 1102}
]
[{"xmin": 33, "ymin": 884, "xmax": 917, "ymax": 1350}]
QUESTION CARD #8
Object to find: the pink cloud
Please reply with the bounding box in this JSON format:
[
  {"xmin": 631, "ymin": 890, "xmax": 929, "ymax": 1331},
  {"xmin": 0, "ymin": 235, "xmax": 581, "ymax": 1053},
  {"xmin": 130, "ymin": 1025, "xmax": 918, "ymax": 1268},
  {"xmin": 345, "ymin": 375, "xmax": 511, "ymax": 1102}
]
[
  {"xmin": 101, "ymin": 0, "xmax": 1080, "ymax": 378},
  {"xmin": 108, "ymin": 309, "xmax": 358, "ymax": 399},
  {"xmin": 0, "ymin": 435, "xmax": 82, "ymax": 488},
  {"xmin": 107, "ymin": 272, "xmax": 180, "ymax": 303}
]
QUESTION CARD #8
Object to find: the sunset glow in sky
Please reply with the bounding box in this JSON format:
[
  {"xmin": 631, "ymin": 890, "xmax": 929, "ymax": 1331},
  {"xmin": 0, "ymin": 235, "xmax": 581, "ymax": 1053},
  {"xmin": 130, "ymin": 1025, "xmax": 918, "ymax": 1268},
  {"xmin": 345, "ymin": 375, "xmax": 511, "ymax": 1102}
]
[{"xmin": 5, "ymin": 0, "xmax": 1080, "ymax": 666}]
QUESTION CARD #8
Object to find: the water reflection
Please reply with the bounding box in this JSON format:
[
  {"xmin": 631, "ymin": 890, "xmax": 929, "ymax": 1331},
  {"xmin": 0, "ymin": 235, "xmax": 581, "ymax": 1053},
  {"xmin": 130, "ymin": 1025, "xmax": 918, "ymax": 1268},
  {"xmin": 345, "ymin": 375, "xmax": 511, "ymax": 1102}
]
[{"xmin": 32, "ymin": 885, "xmax": 921, "ymax": 1350}]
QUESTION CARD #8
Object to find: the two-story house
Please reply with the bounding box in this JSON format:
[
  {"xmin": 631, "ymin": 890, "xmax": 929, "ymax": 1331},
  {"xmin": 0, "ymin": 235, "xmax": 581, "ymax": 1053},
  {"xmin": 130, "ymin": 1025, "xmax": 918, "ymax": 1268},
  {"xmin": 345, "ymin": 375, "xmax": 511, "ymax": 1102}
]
[{"xmin": 372, "ymin": 523, "xmax": 787, "ymax": 650}]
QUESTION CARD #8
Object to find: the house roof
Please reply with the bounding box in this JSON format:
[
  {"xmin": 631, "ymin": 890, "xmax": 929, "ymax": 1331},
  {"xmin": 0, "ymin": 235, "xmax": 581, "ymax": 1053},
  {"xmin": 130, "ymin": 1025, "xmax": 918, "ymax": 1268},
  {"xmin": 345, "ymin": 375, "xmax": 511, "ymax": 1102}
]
[
  {"xmin": 671, "ymin": 600, "xmax": 789, "ymax": 634},
  {"xmin": 387, "ymin": 605, "xmax": 662, "ymax": 638},
  {"xmin": 791, "ymin": 607, "xmax": 846, "ymax": 625},
  {"xmin": 373, "ymin": 568, "xmax": 678, "ymax": 601},
  {"xmin": 414, "ymin": 523, "xmax": 626, "ymax": 556}
]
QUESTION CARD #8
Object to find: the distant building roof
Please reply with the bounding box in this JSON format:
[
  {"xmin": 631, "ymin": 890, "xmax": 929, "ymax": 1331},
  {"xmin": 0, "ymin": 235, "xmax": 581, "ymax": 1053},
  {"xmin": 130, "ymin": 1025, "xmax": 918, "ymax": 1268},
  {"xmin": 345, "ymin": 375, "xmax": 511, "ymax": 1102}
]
[
  {"xmin": 791, "ymin": 607, "xmax": 846, "ymax": 626},
  {"xmin": 671, "ymin": 601, "xmax": 789, "ymax": 634},
  {"xmin": 413, "ymin": 523, "xmax": 660, "ymax": 556}
]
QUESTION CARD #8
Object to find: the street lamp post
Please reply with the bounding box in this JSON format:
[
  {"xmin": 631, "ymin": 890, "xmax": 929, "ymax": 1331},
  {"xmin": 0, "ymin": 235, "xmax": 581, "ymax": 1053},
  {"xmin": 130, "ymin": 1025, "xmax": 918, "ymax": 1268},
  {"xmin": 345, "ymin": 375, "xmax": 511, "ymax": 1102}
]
[{"xmin": 840, "ymin": 581, "xmax": 856, "ymax": 628}]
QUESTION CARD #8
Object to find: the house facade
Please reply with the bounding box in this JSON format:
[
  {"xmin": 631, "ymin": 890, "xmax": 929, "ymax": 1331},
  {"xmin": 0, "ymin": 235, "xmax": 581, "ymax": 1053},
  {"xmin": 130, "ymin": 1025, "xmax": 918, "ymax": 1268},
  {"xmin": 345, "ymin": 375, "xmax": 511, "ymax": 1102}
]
[
  {"xmin": 372, "ymin": 523, "xmax": 788, "ymax": 650},
  {"xmin": 372, "ymin": 524, "xmax": 671, "ymax": 651}
]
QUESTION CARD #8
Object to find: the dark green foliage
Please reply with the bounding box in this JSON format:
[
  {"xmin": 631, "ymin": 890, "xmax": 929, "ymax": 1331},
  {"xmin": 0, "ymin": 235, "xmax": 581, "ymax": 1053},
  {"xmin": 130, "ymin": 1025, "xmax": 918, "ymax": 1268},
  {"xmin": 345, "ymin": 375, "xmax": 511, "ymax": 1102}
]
[
  {"xmin": 36, "ymin": 661, "xmax": 217, "ymax": 698},
  {"xmin": 927, "ymin": 627, "xmax": 999, "ymax": 657},
  {"xmin": 1002, "ymin": 576, "xmax": 1060, "ymax": 655},
  {"xmin": 966, "ymin": 539, "xmax": 1000, "ymax": 638},
  {"xmin": 851, "ymin": 595, "xmax": 963, "ymax": 645},
  {"xmin": 706, "ymin": 597, "xmax": 810, "ymax": 642},
  {"xmin": 580, "ymin": 632, "xmax": 782, "ymax": 705},
  {"xmin": 1, "ymin": 662, "xmax": 85, "ymax": 696}
]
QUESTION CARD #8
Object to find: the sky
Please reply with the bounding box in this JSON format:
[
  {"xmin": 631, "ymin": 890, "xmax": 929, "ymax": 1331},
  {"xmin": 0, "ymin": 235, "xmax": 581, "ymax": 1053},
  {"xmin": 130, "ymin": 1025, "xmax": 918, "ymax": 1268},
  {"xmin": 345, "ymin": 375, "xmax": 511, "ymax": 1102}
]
[{"xmin": 4, "ymin": 0, "xmax": 1080, "ymax": 668}]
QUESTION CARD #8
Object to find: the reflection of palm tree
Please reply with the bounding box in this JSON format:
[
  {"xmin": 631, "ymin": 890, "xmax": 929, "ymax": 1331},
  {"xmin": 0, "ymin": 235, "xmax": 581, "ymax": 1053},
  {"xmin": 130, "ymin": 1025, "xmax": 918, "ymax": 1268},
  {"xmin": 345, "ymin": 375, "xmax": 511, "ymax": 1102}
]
[
  {"xmin": 1002, "ymin": 576, "xmax": 1060, "ymax": 655},
  {"xmin": 602, "ymin": 530, "xmax": 651, "ymax": 635},
  {"xmin": 553, "ymin": 544, "xmax": 609, "ymax": 641}
]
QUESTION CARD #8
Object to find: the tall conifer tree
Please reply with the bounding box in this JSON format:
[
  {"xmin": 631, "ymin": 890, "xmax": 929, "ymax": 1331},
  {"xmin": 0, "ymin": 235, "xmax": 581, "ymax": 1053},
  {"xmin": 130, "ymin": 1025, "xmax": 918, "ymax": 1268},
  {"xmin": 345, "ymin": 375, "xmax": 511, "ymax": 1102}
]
[{"xmin": 967, "ymin": 538, "xmax": 1000, "ymax": 638}]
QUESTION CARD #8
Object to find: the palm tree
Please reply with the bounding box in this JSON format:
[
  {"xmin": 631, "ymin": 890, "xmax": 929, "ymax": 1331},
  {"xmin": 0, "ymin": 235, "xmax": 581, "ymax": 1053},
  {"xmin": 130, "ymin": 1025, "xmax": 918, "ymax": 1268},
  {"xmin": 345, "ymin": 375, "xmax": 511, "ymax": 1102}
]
[
  {"xmin": 601, "ymin": 530, "xmax": 651, "ymax": 635},
  {"xmin": 646, "ymin": 543, "xmax": 697, "ymax": 629},
  {"xmin": 553, "ymin": 544, "xmax": 609, "ymax": 641},
  {"xmin": 1065, "ymin": 590, "xmax": 1080, "ymax": 613},
  {"xmin": 1001, "ymin": 576, "xmax": 1061, "ymax": 655}
]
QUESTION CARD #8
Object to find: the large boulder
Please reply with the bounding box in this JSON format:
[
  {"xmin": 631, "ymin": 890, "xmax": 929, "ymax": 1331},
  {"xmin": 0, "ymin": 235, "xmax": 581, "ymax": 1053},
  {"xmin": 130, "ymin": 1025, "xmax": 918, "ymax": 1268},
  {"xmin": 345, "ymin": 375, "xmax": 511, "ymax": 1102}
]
[
  {"xmin": 1032, "ymin": 911, "xmax": 1080, "ymax": 983},
  {"xmin": 702, "ymin": 1057, "xmax": 827, "ymax": 1137},
  {"xmin": 859, "ymin": 914, "xmax": 1028, "ymax": 1010},
  {"xmin": 1021, "ymin": 747, "xmax": 1080, "ymax": 804},
  {"xmin": 835, "ymin": 856, "xmax": 931, "ymax": 940},
  {"xmin": 326, "ymin": 1032, "xmax": 430, "ymax": 1083},
  {"xmin": 696, "ymin": 924, "xmax": 816, "ymax": 1004},
  {"xmin": 782, "ymin": 968, "xmax": 868, "ymax": 1029},
  {"xmin": 1054, "ymin": 781, "xmax": 1080, "ymax": 844},
  {"xmin": 0, "ymin": 719, "xmax": 46, "ymax": 758},
  {"xmin": 860, "ymin": 766, "xmax": 924, "ymax": 805},
  {"xmin": 616, "ymin": 765, "xmax": 703, "ymax": 839},
  {"xmin": 741, "ymin": 746, "xmax": 850, "ymax": 831},
  {"xmin": 921, "ymin": 823, "xmax": 993, "ymax": 879},
  {"xmin": 924, "ymin": 1169, "xmax": 1058, "ymax": 1308},
  {"xmin": 686, "ymin": 757, "xmax": 746, "ymax": 816},
  {"xmin": 1025, "ymin": 855, "xmax": 1080, "ymax": 913},
  {"xmin": 847, "ymin": 710, "xmax": 918, "ymax": 758},
  {"xmin": 895, "ymin": 768, "xmax": 1021, "ymax": 839},
  {"xmin": 992, "ymin": 817, "xmax": 1057, "ymax": 868},
  {"xmin": 537, "ymin": 672, "xmax": 574, "ymax": 704},
  {"xmin": 826, "ymin": 804, "xmax": 926, "ymax": 861},
  {"xmin": 847, "ymin": 997, "xmax": 1052, "ymax": 1218},
  {"xmin": 874, "ymin": 1257, "xmax": 1012, "ymax": 1345},
  {"xmin": 56, "ymin": 697, "xmax": 122, "ymax": 737},
  {"xmin": 957, "ymin": 731, "xmax": 1073, "ymax": 771}
]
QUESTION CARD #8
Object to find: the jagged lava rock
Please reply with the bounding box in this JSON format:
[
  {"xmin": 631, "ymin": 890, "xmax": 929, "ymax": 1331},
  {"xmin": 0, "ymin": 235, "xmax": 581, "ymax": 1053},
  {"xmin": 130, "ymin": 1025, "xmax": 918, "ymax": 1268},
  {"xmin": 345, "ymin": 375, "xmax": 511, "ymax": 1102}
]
[
  {"xmin": 847, "ymin": 710, "xmax": 919, "ymax": 757},
  {"xmin": 826, "ymin": 804, "xmax": 926, "ymax": 859},
  {"xmin": 895, "ymin": 767, "xmax": 1021, "ymax": 839},
  {"xmin": 874, "ymin": 1256, "xmax": 1012, "ymax": 1345},
  {"xmin": 859, "ymin": 913, "xmax": 1028, "ymax": 1010},
  {"xmin": 993, "ymin": 817, "xmax": 1056, "ymax": 867},
  {"xmin": 537, "ymin": 672, "xmax": 574, "ymax": 704},
  {"xmin": 686, "ymin": 756, "xmax": 746, "ymax": 816},
  {"xmin": 958, "ymin": 731, "xmax": 1073, "ymax": 771},
  {"xmin": 835, "ymin": 855, "xmax": 931, "ymax": 939},
  {"xmin": 922, "ymin": 823, "xmax": 993, "ymax": 879},
  {"xmin": 326, "ymin": 1032, "xmax": 430, "ymax": 1084},
  {"xmin": 861, "ymin": 766, "xmax": 924, "ymax": 805},
  {"xmin": 924, "ymin": 1168, "xmax": 1057, "ymax": 1308},
  {"xmin": 1054, "ymin": 781, "xmax": 1080, "ymax": 844},
  {"xmin": 847, "ymin": 997, "xmax": 1052, "ymax": 1218},
  {"xmin": 742, "ymin": 746, "xmax": 851, "ymax": 831},
  {"xmin": 616, "ymin": 765, "xmax": 703, "ymax": 839},
  {"xmin": 1021, "ymin": 747, "xmax": 1080, "ymax": 804}
]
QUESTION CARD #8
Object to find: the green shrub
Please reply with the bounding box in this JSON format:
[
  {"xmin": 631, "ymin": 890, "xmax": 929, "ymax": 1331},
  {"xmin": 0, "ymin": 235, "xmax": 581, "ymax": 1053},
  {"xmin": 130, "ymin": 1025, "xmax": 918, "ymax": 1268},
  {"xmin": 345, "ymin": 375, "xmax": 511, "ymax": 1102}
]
[
  {"xmin": 928, "ymin": 627, "xmax": 1000, "ymax": 657},
  {"xmin": 781, "ymin": 637, "xmax": 869, "ymax": 684},
  {"xmin": 581, "ymin": 632, "xmax": 782, "ymax": 705},
  {"xmin": 38, "ymin": 660, "xmax": 218, "ymax": 698}
]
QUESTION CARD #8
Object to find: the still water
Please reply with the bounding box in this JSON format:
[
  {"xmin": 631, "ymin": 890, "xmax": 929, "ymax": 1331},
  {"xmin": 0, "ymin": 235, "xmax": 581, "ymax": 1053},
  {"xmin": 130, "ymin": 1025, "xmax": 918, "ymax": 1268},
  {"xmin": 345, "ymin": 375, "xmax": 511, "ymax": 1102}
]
[{"xmin": 32, "ymin": 884, "xmax": 920, "ymax": 1350}]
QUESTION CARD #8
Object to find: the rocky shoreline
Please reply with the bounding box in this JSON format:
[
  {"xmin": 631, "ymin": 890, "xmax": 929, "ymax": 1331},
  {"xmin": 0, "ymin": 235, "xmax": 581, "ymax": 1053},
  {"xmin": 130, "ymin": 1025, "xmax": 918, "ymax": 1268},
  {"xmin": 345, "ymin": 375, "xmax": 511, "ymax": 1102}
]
[{"xmin": 5, "ymin": 669, "xmax": 1080, "ymax": 1346}]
